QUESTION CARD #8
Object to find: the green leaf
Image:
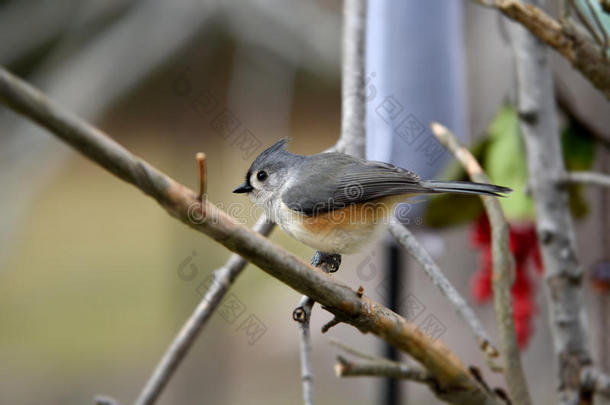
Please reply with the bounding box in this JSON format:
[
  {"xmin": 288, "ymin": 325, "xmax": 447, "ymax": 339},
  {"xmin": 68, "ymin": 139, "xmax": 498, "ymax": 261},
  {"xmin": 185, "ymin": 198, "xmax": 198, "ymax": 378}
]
[
  {"xmin": 485, "ymin": 104, "xmax": 534, "ymax": 220},
  {"xmin": 425, "ymin": 101, "xmax": 597, "ymax": 227}
]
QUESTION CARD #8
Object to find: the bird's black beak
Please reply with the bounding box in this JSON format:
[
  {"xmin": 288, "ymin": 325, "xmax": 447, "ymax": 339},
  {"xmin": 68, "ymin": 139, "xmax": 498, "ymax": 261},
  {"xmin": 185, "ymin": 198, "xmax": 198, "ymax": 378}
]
[{"xmin": 233, "ymin": 182, "xmax": 253, "ymax": 194}]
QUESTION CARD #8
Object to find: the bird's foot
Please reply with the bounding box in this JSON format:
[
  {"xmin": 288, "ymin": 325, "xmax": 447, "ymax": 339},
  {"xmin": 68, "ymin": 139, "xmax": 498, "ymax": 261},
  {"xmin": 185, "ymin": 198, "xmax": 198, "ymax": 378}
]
[{"xmin": 311, "ymin": 251, "xmax": 342, "ymax": 273}]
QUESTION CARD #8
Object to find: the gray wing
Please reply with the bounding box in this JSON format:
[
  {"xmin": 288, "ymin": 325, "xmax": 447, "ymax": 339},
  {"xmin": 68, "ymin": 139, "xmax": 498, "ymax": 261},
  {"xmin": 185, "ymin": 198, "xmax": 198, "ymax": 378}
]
[{"xmin": 281, "ymin": 153, "xmax": 426, "ymax": 215}]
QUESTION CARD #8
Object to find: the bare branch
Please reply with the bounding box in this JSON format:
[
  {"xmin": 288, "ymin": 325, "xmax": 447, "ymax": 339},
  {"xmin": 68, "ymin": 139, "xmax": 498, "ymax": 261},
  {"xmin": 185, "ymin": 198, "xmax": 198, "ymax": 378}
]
[
  {"xmin": 293, "ymin": 250, "xmax": 339, "ymax": 405},
  {"xmin": 507, "ymin": 8, "xmax": 591, "ymax": 402},
  {"xmin": 331, "ymin": 340, "xmax": 436, "ymax": 392},
  {"xmin": 558, "ymin": 171, "xmax": 610, "ymax": 188},
  {"xmin": 196, "ymin": 152, "xmax": 207, "ymax": 199},
  {"xmin": 295, "ymin": 294, "xmax": 315, "ymax": 405},
  {"xmin": 430, "ymin": 122, "xmax": 532, "ymax": 405},
  {"xmin": 388, "ymin": 219, "xmax": 499, "ymax": 362},
  {"xmin": 335, "ymin": 355, "xmax": 433, "ymax": 383},
  {"xmin": 0, "ymin": 66, "xmax": 503, "ymax": 405}
]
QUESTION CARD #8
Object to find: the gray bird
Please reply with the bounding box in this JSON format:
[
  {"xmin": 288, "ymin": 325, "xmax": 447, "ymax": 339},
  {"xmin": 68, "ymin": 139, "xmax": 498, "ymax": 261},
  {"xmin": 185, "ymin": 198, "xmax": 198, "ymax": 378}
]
[{"xmin": 234, "ymin": 139, "xmax": 510, "ymax": 261}]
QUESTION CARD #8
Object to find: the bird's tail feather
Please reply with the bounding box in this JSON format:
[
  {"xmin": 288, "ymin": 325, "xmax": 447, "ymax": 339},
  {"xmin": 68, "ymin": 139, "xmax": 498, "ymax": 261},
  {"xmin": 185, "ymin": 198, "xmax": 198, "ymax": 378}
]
[{"xmin": 421, "ymin": 180, "xmax": 512, "ymax": 197}]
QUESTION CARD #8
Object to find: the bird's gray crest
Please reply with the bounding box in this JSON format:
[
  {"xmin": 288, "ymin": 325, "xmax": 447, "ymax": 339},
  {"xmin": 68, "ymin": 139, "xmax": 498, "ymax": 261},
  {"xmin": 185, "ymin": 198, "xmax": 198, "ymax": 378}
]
[
  {"xmin": 252, "ymin": 138, "xmax": 290, "ymax": 164},
  {"xmin": 248, "ymin": 138, "xmax": 295, "ymax": 173}
]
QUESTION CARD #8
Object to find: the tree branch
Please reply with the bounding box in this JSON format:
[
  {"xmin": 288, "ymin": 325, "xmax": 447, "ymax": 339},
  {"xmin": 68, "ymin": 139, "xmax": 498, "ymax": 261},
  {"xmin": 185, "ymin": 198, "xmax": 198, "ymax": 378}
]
[
  {"xmin": 477, "ymin": 0, "xmax": 610, "ymax": 100},
  {"xmin": 293, "ymin": 251, "xmax": 341, "ymax": 405},
  {"xmin": 558, "ymin": 171, "xmax": 610, "ymax": 188},
  {"xmin": 430, "ymin": 122, "xmax": 533, "ymax": 405},
  {"xmin": 295, "ymin": 294, "xmax": 315, "ymax": 405},
  {"xmin": 331, "ymin": 338, "xmax": 433, "ymax": 383},
  {"xmin": 507, "ymin": 8, "xmax": 592, "ymax": 402},
  {"xmin": 335, "ymin": 355, "xmax": 433, "ymax": 384},
  {"xmin": 388, "ymin": 219, "xmax": 500, "ymax": 366},
  {"xmin": 0, "ymin": 66, "xmax": 503, "ymax": 405}
]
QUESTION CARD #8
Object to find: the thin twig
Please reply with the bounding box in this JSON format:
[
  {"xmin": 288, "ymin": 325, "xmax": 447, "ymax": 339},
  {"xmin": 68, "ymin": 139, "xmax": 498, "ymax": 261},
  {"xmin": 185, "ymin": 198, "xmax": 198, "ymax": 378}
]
[
  {"xmin": 296, "ymin": 297, "xmax": 315, "ymax": 405},
  {"xmin": 0, "ymin": 66, "xmax": 502, "ymax": 405},
  {"xmin": 196, "ymin": 152, "xmax": 206, "ymax": 198},
  {"xmin": 558, "ymin": 171, "xmax": 610, "ymax": 188},
  {"xmin": 331, "ymin": 340, "xmax": 436, "ymax": 388},
  {"xmin": 431, "ymin": 122, "xmax": 532, "ymax": 405},
  {"xmin": 293, "ymin": 255, "xmax": 333, "ymax": 405},
  {"xmin": 293, "ymin": 251, "xmax": 342, "ymax": 405},
  {"xmin": 335, "ymin": 355, "xmax": 433, "ymax": 384},
  {"xmin": 321, "ymin": 317, "xmax": 341, "ymax": 333},
  {"xmin": 135, "ymin": 216, "xmax": 274, "ymax": 405},
  {"xmin": 388, "ymin": 219, "xmax": 499, "ymax": 361}
]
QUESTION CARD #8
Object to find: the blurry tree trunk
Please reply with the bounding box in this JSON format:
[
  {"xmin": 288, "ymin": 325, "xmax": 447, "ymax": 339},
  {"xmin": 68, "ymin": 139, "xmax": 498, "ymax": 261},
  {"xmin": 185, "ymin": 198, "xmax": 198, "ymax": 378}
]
[
  {"xmin": 595, "ymin": 145, "xmax": 610, "ymax": 405},
  {"xmin": 508, "ymin": 1, "xmax": 591, "ymax": 403}
]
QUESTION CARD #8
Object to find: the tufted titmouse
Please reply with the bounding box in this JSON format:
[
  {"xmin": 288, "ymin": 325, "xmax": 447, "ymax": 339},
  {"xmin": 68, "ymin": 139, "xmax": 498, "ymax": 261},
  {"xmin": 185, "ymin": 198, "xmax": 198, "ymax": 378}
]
[{"xmin": 233, "ymin": 139, "xmax": 510, "ymax": 256}]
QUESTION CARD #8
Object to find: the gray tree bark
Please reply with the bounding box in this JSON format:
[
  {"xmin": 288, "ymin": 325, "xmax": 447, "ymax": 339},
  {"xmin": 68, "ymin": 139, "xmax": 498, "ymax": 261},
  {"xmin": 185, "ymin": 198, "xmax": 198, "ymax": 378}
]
[{"xmin": 508, "ymin": 2, "xmax": 592, "ymax": 403}]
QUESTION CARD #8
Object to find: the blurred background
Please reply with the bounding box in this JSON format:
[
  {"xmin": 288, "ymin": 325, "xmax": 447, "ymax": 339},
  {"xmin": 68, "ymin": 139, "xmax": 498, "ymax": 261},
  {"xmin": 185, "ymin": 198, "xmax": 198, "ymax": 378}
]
[{"xmin": 1, "ymin": 0, "xmax": 609, "ymax": 404}]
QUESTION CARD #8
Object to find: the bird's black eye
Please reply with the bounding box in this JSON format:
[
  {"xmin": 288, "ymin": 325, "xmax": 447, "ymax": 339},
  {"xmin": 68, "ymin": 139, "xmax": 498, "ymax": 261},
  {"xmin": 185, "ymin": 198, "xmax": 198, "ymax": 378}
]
[{"xmin": 256, "ymin": 171, "xmax": 268, "ymax": 181}]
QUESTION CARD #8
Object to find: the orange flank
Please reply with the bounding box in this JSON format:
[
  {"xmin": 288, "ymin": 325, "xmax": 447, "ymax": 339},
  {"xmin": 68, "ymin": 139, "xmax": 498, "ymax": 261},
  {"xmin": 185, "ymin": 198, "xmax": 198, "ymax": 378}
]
[{"xmin": 301, "ymin": 195, "xmax": 405, "ymax": 233}]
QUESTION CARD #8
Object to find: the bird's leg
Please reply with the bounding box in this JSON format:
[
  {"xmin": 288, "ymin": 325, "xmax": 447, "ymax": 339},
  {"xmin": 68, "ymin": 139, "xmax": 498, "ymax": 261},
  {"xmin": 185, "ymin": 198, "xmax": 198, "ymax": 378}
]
[
  {"xmin": 310, "ymin": 251, "xmax": 342, "ymax": 273},
  {"xmin": 292, "ymin": 252, "xmax": 341, "ymax": 322}
]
